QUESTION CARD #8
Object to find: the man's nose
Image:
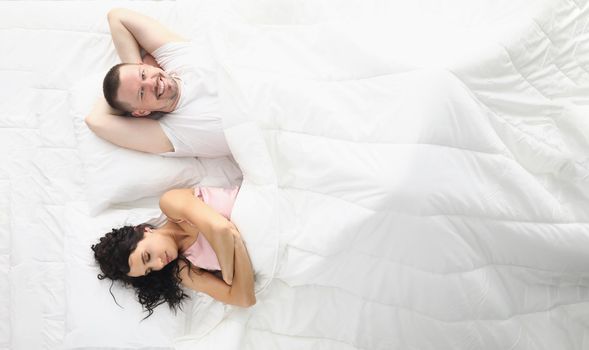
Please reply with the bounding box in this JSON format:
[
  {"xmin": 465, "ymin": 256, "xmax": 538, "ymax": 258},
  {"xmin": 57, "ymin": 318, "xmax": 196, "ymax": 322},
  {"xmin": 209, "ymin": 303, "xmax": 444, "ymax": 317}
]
[{"xmin": 144, "ymin": 75, "xmax": 157, "ymax": 89}]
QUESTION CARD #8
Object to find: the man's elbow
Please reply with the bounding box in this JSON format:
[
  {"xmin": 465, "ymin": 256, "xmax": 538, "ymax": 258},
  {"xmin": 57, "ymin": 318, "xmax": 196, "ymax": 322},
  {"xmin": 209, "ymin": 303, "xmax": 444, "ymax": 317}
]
[
  {"xmin": 107, "ymin": 8, "xmax": 124, "ymax": 22},
  {"xmin": 85, "ymin": 114, "xmax": 97, "ymax": 131},
  {"xmin": 85, "ymin": 114, "xmax": 103, "ymax": 133}
]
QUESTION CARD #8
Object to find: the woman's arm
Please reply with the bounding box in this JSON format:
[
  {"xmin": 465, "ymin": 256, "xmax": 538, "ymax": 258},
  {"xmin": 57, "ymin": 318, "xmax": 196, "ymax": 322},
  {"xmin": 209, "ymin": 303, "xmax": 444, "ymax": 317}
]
[
  {"xmin": 228, "ymin": 235, "xmax": 256, "ymax": 304},
  {"xmin": 178, "ymin": 235, "xmax": 256, "ymax": 307},
  {"xmin": 159, "ymin": 189, "xmax": 236, "ymax": 285}
]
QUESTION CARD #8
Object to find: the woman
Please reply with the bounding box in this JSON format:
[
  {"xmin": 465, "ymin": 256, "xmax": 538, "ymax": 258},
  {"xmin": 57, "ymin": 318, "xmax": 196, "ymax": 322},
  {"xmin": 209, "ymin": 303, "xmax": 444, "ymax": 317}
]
[{"xmin": 91, "ymin": 186, "xmax": 255, "ymax": 318}]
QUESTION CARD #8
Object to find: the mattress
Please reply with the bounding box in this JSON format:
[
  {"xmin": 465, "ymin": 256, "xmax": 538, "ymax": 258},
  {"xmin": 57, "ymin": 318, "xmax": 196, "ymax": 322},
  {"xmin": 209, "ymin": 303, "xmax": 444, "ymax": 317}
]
[{"xmin": 3, "ymin": 0, "xmax": 589, "ymax": 349}]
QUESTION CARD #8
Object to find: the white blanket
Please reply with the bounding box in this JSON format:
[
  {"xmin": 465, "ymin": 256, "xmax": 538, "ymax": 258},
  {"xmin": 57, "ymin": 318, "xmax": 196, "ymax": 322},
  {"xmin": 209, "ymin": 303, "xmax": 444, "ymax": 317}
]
[{"xmin": 177, "ymin": 0, "xmax": 589, "ymax": 348}]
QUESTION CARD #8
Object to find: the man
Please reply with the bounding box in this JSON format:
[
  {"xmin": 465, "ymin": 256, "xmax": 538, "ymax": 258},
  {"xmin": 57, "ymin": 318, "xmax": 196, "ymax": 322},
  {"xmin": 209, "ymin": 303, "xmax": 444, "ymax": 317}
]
[{"xmin": 85, "ymin": 8, "xmax": 230, "ymax": 157}]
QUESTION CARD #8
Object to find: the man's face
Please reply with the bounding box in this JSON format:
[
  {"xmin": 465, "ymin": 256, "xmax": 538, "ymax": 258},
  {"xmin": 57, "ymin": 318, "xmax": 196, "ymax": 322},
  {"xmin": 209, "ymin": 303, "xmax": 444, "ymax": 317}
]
[{"xmin": 117, "ymin": 64, "xmax": 180, "ymax": 117}]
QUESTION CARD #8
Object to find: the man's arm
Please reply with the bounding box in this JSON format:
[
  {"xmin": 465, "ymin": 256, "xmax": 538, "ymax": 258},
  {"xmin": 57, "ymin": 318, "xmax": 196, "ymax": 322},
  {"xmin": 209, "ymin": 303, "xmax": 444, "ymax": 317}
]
[
  {"xmin": 85, "ymin": 96, "xmax": 174, "ymax": 154},
  {"xmin": 107, "ymin": 8, "xmax": 186, "ymax": 63},
  {"xmin": 141, "ymin": 53, "xmax": 160, "ymax": 69},
  {"xmin": 85, "ymin": 8, "xmax": 183, "ymax": 154}
]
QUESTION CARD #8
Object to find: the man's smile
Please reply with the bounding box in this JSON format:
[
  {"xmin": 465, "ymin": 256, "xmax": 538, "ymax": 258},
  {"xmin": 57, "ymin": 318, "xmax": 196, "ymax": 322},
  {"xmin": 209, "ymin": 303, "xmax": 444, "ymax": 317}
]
[{"xmin": 157, "ymin": 76, "xmax": 165, "ymax": 98}]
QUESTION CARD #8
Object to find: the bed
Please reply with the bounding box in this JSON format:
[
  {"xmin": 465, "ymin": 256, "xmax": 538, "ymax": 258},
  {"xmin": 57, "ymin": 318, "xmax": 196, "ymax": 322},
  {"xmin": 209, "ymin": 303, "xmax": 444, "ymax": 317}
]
[{"xmin": 3, "ymin": 0, "xmax": 589, "ymax": 349}]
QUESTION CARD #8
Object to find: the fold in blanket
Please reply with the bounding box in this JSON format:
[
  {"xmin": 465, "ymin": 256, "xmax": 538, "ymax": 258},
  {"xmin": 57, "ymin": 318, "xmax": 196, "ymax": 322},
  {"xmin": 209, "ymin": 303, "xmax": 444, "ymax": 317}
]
[{"xmin": 187, "ymin": 1, "xmax": 589, "ymax": 348}]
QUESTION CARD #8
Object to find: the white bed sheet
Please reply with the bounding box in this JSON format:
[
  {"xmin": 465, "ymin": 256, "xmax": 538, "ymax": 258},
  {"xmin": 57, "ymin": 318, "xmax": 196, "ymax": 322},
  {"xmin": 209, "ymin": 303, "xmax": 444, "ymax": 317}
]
[{"xmin": 3, "ymin": 0, "xmax": 589, "ymax": 349}]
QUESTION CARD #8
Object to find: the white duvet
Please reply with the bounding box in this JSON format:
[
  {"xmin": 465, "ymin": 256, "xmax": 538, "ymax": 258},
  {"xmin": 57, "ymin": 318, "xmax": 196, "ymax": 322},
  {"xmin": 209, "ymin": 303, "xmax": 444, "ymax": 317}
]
[{"xmin": 177, "ymin": 0, "xmax": 589, "ymax": 349}]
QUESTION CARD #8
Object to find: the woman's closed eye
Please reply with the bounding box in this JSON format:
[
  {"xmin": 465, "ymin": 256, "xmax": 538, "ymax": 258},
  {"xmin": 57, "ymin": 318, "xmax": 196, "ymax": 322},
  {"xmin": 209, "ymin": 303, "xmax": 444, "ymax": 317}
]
[{"xmin": 144, "ymin": 252, "xmax": 152, "ymax": 276}]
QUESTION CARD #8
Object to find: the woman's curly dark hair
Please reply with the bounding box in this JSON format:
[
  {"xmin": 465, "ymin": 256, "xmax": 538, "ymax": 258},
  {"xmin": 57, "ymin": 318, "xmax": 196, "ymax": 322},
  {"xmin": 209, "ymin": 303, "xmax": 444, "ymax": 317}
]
[{"xmin": 90, "ymin": 223, "xmax": 195, "ymax": 319}]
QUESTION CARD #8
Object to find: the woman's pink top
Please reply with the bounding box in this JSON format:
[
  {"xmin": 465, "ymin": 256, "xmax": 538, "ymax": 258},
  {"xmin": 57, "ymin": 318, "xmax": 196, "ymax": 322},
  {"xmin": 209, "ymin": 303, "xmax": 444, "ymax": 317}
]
[{"xmin": 181, "ymin": 186, "xmax": 239, "ymax": 271}]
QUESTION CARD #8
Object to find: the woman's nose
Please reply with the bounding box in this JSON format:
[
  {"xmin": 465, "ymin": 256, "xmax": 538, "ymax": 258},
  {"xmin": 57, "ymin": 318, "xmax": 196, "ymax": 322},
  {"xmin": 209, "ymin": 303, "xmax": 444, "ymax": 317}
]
[{"xmin": 149, "ymin": 257, "xmax": 165, "ymax": 272}]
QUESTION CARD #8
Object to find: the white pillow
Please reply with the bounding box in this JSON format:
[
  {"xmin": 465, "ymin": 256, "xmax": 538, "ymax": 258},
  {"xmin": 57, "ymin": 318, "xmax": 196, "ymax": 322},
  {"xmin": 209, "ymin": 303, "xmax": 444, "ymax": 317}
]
[
  {"xmin": 63, "ymin": 202, "xmax": 230, "ymax": 349},
  {"xmin": 69, "ymin": 74, "xmax": 205, "ymax": 215},
  {"xmin": 62, "ymin": 202, "xmax": 187, "ymax": 349}
]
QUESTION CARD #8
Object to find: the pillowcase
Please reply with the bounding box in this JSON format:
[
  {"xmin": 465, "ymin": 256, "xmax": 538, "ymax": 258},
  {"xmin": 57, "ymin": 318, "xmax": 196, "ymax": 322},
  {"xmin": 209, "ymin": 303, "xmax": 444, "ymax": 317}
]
[
  {"xmin": 69, "ymin": 73, "xmax": 205, "ymax": 215},
  {"xmin": 63, "ymin": 202, "xmax": 188, "ymax": 349},
  {"xmin": 64, "ymin": 202, "xmax": 232, "ymax": 349}
]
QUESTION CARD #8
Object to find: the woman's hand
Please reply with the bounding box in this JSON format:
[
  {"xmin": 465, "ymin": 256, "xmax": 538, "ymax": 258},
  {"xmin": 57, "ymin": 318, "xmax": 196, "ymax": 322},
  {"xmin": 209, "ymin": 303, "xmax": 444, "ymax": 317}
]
[
  {"xmin": 178, "ymin": 232, "xmax": 256, "ymax": 307},
  {"xmin": 159, "ymin": 189, "xmax": 238, "ymax": 285}
]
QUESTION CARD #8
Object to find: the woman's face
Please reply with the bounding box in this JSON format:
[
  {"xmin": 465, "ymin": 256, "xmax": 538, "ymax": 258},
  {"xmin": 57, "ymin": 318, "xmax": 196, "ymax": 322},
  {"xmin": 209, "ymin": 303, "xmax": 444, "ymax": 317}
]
[{"xmin": 127, "ymin": 228, "xmax": 178, "ymax": 277}]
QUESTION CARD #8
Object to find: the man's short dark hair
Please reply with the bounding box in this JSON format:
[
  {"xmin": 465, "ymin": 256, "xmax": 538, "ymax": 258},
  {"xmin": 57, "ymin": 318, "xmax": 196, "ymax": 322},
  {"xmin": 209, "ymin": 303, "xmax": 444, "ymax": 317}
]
[{"xmin": 103, "ymin": 63, "xmax": 133, "ymax": 112}]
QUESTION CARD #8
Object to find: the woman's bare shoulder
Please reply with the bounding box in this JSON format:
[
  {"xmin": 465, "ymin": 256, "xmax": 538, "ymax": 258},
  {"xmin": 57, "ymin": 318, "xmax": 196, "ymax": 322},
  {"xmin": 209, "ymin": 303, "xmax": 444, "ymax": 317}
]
[{"xmin": 159, "ymin": 188, "xmax": 195, "ymax": 210}]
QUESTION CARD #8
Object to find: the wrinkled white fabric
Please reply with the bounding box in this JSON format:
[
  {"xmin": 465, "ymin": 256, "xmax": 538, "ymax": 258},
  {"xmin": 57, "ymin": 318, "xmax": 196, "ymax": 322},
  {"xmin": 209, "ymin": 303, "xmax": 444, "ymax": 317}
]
[
  {"xmin": 154, "ymin": 41, "xmax": 230, "ymax": 157},
  {"xmin": 5, "ymin": 0, "xmax": 589, "ymax": 349},
  {"xmin": 178, "ymin": 0, "xmax": 589, "ymax": 348}
]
